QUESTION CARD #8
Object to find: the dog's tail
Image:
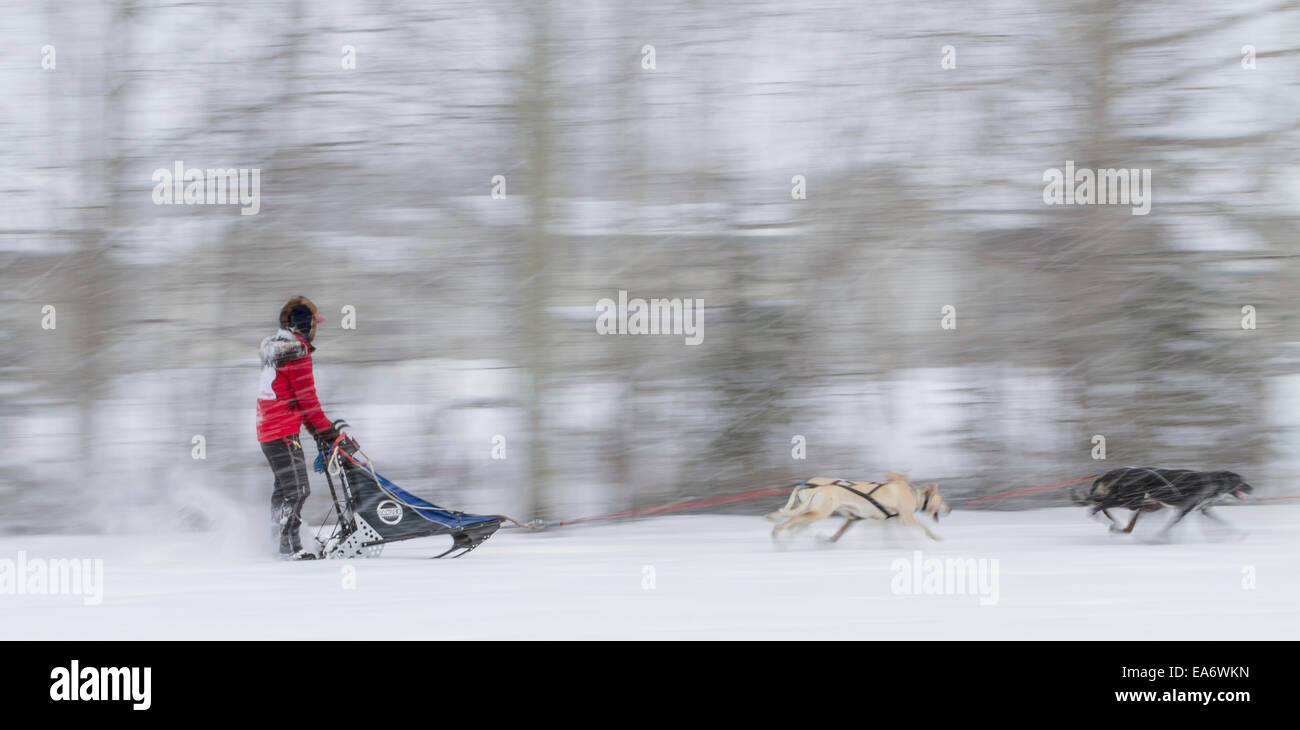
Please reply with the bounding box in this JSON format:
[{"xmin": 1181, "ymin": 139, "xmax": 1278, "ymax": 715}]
[
  {"xmin": 764, "ymin": 481, "xmax": 816, "ymax": 521},
  {"xmin": 1072, "ymin": 474, "xmax": 1106, "ymax": 506}
]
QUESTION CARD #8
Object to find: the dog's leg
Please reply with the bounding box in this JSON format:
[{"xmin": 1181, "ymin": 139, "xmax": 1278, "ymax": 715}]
[
  {"xmin": 900, "ymin": 510, "xmax": 941, "ymax": 541},
  {"xmin": 772, "ymin": 492, "xmax": 837, "ymax": 542},
  {"xmin": 1095, "ymin": 507, "xmax": 1123, "ymax": 530},
  {"xmin": 771, "ymin": 514, "xmax": 799, "ymax": 539},
  {"xmin": 772, "ymin": 508, "xmax": 823, "ymax": 540},
  {"xmin": 1119, "ymin": 510, "xmax": 1141, "ymax": 534},
  {"xmin": 1200, "ymin": 506, "xmax": 1248, "ymax": 541},
  {"xmin": 1157, "ymin": 500, "xmax": 1201, "ymax": 538},
  {"xmin": 1201, "ymin": 505, "xmax": 1228, "ymax": 525},
  {"xmin": 829, "ymin": 517, "xmax": 858, "ymax": 543}
]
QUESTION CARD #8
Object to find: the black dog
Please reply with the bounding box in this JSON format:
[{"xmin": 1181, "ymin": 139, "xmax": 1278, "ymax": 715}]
[{"xmin": 1080, "ymin": 467, "xmax": 1253, "ymax": 536}]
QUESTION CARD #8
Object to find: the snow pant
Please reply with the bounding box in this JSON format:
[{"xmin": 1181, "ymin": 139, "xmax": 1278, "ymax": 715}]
[{"xmin": 260, "ymin": 434, "xmax": 310, "ymax": 555}]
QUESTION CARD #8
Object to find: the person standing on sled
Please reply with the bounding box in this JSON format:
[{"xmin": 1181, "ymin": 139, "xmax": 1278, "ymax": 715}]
[{"xmin": 256, "ymin": 296, "xmax": 339, "ymax": 560}]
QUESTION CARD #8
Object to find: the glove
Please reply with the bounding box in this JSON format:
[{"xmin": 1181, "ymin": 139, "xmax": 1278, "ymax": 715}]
[
  {"xmin": 311, "ymin": 429, "xmax": 335, "ymax": 473},
  {"xmin": 317, "ymin": 425, "xmax": 340, "ymax": 445}
]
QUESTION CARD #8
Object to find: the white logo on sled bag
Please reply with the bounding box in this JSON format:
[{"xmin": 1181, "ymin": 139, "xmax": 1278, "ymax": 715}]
[{"xmin": 376, "ymin": 500, "xmax": 403, "ymax": 525}]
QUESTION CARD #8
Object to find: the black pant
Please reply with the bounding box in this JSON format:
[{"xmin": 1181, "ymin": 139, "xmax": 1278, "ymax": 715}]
[{"xmin": 261, "ymin": 435, "xmax": 311, "ymax": 554}]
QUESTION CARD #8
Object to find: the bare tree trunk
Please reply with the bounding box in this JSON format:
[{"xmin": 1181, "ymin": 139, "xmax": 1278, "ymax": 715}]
[
  {"xmin": 76, "ymin": 0, "xmax": 135, "ymax": 528},
  {"xmin": 520, "ymin": 2, "xmax": 555, "ymax": 520}
]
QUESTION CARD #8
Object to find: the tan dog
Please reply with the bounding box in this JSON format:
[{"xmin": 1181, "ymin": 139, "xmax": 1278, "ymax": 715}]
[{"xmin": 765, "ymin": 473, "xmax": 951, "ymax": 542}]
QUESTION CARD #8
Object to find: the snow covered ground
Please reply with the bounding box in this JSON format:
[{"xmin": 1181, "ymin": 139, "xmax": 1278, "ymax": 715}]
[{"xmin": 1, "ymin": 506, "xmax": 1295, "ymax": 640}]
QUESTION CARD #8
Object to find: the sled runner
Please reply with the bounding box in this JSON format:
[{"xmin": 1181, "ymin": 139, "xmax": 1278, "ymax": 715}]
[{"xmin": 312, "ymin": 423, "xmax": 521, "ymax": 559}]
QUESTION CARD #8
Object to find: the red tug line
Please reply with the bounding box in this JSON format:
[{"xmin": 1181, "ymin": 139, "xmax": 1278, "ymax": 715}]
[
  {"xmin": 548, "ymin": 473, "xmax": 1300, "ymax": 528},
  {"xmin": 960, "ymin": 474, "xmax": 1098, "ymax": 505},
  {"xmin": 554, "ymin": 487, "xmax": 792, "ymax": 527}
]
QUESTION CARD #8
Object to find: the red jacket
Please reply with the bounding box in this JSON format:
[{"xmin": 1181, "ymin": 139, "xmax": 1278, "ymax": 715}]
[{"xmin": 256, "ymin": 330, "xmax": 332, "ymax": 442}]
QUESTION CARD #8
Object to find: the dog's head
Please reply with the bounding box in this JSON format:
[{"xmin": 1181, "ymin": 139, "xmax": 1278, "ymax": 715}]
[
  {"xmin": 918, "ymin": 483, "xmax": 951, "ymax": 522},
  {"xmin": 1221, "ymin": 472, "xmax": 1254, "ymax": 501}
]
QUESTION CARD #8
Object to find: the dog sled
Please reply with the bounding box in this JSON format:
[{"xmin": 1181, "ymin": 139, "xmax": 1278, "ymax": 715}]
[{"xmin": 311, "ymin": 423, "xmax": 529, "ymax": 559}]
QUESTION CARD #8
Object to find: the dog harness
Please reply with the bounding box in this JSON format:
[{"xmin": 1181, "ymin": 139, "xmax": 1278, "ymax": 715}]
[{"xmin": 826, "ymin": 480, "xmax": 897, "ymax": 520}]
